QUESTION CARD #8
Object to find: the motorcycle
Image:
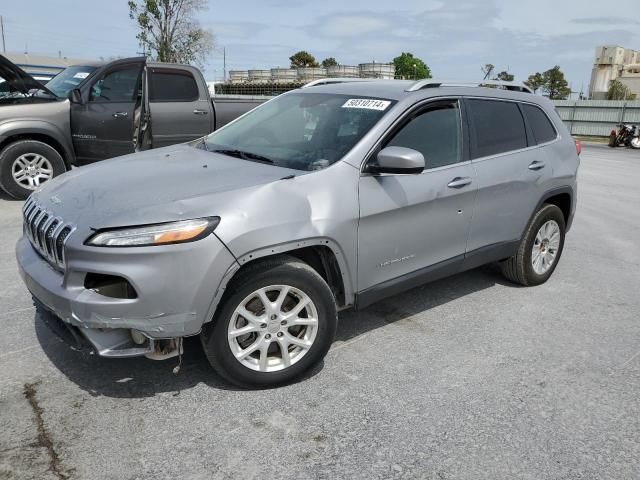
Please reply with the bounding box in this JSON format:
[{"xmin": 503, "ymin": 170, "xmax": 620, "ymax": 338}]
[{"xmin": 609, "ymin": 123, "xmax": 640, "ymax": 148}]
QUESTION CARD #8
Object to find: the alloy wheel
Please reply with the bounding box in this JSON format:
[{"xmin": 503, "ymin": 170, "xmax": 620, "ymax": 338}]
[
  {"xmin": 227, "ymin": 285, "xmax": 319, "ymax": 372},
  {"xmin": 531, "ymin": 220, "xmax": 561, "ymax": 275},
  {"xmin": 12, "ymin": 153, "xmax": 54, "ymax": 190}
]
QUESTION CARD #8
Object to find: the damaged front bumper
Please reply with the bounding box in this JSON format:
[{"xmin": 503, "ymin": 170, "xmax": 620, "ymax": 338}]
[{"xmin": 16, "ymin": 232, "xmax": 236, "ymax": 359}]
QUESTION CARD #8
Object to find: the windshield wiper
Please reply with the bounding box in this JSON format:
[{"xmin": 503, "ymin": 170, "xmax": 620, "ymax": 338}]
[{"xmin": 209, "ymin": 148, "xmax": 275, "ymax": 165}]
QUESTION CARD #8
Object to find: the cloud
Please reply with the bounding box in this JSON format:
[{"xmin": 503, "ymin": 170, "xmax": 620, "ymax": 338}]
[
  {"xmin": 199, "ymin": 0, "xmax": 640, "ymax": 89},
  {"xmin": 209, "ymin": 21, "xmax": 270, "ymax": 40},
  {"xmin": 317, "ymin": 14, "xmax": 391, "ymax": 37},
  {"xmin": 571, "ymin": 16, "xmax": 640, "ymax": 26}
]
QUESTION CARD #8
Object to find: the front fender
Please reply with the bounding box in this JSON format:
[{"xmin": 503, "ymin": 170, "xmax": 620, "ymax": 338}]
[{"xmin": 0, "ymin": 105, "xmax": 75, "ymax": 165}]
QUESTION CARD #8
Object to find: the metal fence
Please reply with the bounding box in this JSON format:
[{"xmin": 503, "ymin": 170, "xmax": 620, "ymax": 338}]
[
  {"xmin": 212, "ymin": 89, "xmax": 640, "ymax": 138},
  {"xmin": 553, "ymin": 100, "xmax": 640, "ymax": 137}
]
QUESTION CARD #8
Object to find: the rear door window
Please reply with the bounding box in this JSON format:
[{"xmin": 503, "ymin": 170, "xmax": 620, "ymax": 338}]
[
  {"xmin": 467, "ymin": 99, "xmax": 527, "ymax": 158},
  {"xmin": 385, "ymin": 101, "xmax": 461, "ymax": 169},
  {"xmin": 149, "ymin": 70, "xmax": 199, "ymax": 102},
  {"xmin": 521, "ymin": 103, "xmax": 557, "ymax": 144}
]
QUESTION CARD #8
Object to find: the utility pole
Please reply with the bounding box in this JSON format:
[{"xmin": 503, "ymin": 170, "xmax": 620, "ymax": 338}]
[
  {"xmin": 223, "ymin": 47, "xmax": 226, "ymax": 82},
  {"xmin": 1, "ymin": 16, "xmax": 6, "ymax": 54}
]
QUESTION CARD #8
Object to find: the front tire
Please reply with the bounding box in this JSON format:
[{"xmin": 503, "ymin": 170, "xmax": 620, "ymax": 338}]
[
  {"xmin": 501, "ymin": 204, "xmax": 566, "ymax": 286},
  {"xmin": 201, "ymin": 255, "xmax": 338, "ymax": 388},
  {"xmin": 0, "ymin": 140, "xmax": 66, "ymax": 200}
]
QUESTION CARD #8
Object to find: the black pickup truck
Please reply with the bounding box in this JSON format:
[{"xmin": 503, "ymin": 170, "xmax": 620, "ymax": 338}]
[{"xmin": 0, "ymin": 55, "xmax": 265, "ymax": 199}]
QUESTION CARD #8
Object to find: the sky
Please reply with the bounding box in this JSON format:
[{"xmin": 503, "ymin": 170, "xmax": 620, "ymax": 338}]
[{"xmin": 2, "ymin": 0, "xmax": 639, "ymax": 95}]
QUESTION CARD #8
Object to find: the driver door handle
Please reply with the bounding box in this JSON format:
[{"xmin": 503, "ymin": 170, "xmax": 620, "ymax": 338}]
[
  {"xmin": 528, "ymin": 160, "xmax": 546, "ymax": 171},
  {"xmin": 112, "ymin": 111, "xmax": 128, "ymax": 118},
  {"xmin": 193, "ymin": 109, "xmax": 209, "ymax": 115},
  {"xmin": 447, "ymin": 177, "xmax": 472, "ymax": 189}
]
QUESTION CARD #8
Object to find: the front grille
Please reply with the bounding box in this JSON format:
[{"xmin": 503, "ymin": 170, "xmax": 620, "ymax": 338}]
[{"xmin": 22, "ymin": 198, "xmax": 74, "ymax": 270}]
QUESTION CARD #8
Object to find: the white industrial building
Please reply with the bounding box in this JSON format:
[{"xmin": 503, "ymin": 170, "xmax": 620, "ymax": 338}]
[
  {"xmin": 227, "ymin": 63, "xmax": 396, "ymax": 84},
  {"xmin": 589, "ymin": 46, "xmax": 640, "ymax": 99}
]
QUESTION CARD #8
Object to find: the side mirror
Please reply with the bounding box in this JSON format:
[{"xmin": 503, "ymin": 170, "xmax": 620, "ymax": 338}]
[
  {"xmin": 68, "ymin": 88, "xmax": 83, "ymax": 104},
  {"xmin": 368, "ymin": 146, "xmax": 425, "ymax": 175}
]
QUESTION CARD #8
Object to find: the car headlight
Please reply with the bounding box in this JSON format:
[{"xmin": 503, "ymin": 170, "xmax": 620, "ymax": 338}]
[{"xmin": 86, "ymin": 217, "xmax": 219, "ymax": 247}]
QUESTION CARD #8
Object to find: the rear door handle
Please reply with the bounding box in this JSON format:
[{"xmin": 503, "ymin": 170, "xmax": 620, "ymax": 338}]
[
  {"xmin": 528, "ymin": 160, "xmax": 546, "ymax": 171},
  {"xmin": 112, "ymin": 111, "xmax": 128, "ymax": 118},
  {"xmin": 447, "ymin": 177, "xmax": 472, "ymax": 189},
  {"xmin": 193, "ymin": 109, "xmax": 208, "ymax": 115}
]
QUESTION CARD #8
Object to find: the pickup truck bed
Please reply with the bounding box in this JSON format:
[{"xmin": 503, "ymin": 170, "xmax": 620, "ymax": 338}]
[{"xmin": 0, "ymin": 55, "xmax": 268, "ymax": 199}]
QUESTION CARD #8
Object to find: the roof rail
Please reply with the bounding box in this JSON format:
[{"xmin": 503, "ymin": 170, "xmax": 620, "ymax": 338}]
[
  {"xmin": 301, "ymin": 78, "xmax": 379, "ymax": 88},
  {"xmin": 406, "ymin": 79, "xmax": 533, "ymax": 94}
]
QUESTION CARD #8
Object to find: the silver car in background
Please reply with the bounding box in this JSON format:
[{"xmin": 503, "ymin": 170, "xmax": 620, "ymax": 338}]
[{"xmin": 16, "ymin": 79, "xmax": 580, "ymax": 388}]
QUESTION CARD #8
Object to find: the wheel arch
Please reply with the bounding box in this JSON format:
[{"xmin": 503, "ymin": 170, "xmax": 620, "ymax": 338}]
[
  {"xmin": 205, "ymin": 238, "xmax": 354, "ymax": 326},
  {"xmin": 0, "ymin": 121, "xmax": 75, "ymax": 168},
  {"xmin": 523, "ymin": 186, "xmax": 574, "ymax": 239}
]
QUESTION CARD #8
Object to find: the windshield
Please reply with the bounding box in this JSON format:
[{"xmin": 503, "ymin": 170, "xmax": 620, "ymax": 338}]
[
  {"xmin": 46, "ymin": 65, "xmax": 97, "ymax": 97},
  {"xmin": 204, "ymin": 92, "xmax": 396, "ymax": 171}
]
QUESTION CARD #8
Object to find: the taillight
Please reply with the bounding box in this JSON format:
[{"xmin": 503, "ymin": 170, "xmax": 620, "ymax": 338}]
[{"xmin": 574, "ymin": 139, "xmax": 582, "ymax": 156}]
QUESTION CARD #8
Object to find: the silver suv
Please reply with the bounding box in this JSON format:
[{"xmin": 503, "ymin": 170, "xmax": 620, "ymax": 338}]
[{"xmin": 16, "ymin": 79, "xmax": 580, "ymax": 388}]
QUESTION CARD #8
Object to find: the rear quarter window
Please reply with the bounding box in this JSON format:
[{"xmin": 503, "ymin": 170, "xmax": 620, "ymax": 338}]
[
  {"xmin": 149, "ymin": 70, "xmax": 199, "ymax": 102},
  {"xmin": 521, "ymin": 103, "xmax": 557, "ymax": 144},
  {"xmin": 467, "ymin": 99, "xmax": 527, "ymax": 158}
]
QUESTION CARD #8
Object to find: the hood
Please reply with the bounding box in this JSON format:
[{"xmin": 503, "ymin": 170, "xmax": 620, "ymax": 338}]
[
  {"xmin": 32, "ymin": 144, "xmax": 302, "ymax": 228},
  {"xmin": 0, "ymin": 55, "xmax": 57, "ymax": 97}
]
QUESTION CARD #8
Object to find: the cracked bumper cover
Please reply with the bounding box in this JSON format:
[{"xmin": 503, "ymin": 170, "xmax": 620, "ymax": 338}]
[{"xmin": 16, "ymin": 232, "xmax": 236, "ymax": 357}]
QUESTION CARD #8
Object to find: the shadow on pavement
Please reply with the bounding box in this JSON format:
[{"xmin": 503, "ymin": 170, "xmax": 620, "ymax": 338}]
[
  {"xmin": 335, "ymin": 264, "xmax": 511, "ymax": 342},
  {"xmin": 0, "ymin": 190, "xmax": 20, "ymax": 202},
  {"xmin": 35, "ymin": 264, "xmax": 510, "ymax": 398}
]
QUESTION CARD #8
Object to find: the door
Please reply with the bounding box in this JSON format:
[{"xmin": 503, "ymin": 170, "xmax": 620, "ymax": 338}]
[
  {"xmin": 147, "ymin": 67, "xmax": 211, "ymax": 148},
  {"xmin": 464, "ymin": 98, "xmax": 553, "ymax": 252},
  {"xmin": 71, "ymin": 60, "xmax": 144, "ymax": 164},
  {"xmin": 357, "ymin": 99, "xmax": 477, "ymax": 293}
]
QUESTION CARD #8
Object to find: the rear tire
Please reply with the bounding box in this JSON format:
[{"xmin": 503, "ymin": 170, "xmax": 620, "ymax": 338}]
[
  {"xmin": 201, "ymin": 255, "xmax": 337, "ymax": 388},
  {"xmin": 0, "ymin": 140, "xmax": 66, "ymax": 200},
  {"xmin": 500, "ymin": 204, "xmax": 566, "ymax": 286},
  {"xmin": 608, "ymin": 133, "xmax": 617, "ymax": 148}
]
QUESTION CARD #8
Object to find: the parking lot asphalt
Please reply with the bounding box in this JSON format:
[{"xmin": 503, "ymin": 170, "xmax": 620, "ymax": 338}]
[{"xmin": 0, "ymin": 144, "xmax": 639, "ymax": 480}]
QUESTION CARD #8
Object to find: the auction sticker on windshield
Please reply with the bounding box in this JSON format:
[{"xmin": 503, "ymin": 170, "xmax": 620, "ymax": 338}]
[{"xmin": 342, "ymin": 98, "xmax": 391, "ymax": 110}]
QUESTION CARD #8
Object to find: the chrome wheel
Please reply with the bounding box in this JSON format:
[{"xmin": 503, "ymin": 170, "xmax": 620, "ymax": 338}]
[
  {"xmin": 631, "ymin": 137, "xmax": 640, "ymax": 149},
  {"xmin": 531, "ymin": 220, "xmax": 561, "ymax": 275},
  {"xmin": 227, "ymin": 285, "xmax": 318, "ymax": 373},
  {"xmin": 12, "ymin": 153, "xmax": 53, "ymax": 190}
]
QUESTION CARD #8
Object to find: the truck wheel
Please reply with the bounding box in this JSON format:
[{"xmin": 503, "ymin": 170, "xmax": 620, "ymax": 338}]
[
  {"xmin": 201, "ymin": 255, "xmax": 338, "ymax": 388},
  {"xmin": 500, "ymin": 204, "xmax": 566, "ymax": 286},
  {"xmin": 0, "ymin": 140, "xmax": 66, "ymax": 200}
]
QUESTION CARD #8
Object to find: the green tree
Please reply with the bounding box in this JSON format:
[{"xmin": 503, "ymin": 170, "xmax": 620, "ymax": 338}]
[
  {"xmin": 393, "ymin": 52, "xmax": 431, "ymax": 80},
  {"xmin": 524, "ymin": 72, "xmax": 545, "ymax": 93},
  {"xmin": 542, "ymin": 65, "xmax": 571, "ymax": 100},
  {"xmin": 289, "ymin": 51, "xmax": 319, "ymax": 68},
  {"xmin": 128, "ymin": 0, "xmax": 213, "ymax": 66},
  {"xmin": 495, "ymin": 71, "xmax": 514, "ymax": 82},
  {"xmin": 321, "ymin": 57, "xmax": 338, "ymax": 68},
  {"xmin": 607, "ymin": 79, "xmax": 637, "ymax": 100}
]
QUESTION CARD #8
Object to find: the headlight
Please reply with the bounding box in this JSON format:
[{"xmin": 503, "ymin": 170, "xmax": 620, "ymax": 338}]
[{"xmin": 86, "ymin": 217, "xmax": 219, "ymax": 247}]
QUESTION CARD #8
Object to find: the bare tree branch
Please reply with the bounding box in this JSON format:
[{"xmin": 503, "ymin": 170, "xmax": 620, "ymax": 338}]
[{"xmin": 129, "ymin": 0, "xmax": 214, "ymax": 67}]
